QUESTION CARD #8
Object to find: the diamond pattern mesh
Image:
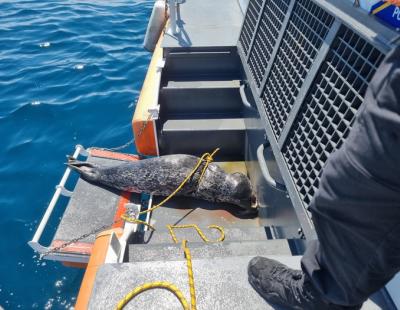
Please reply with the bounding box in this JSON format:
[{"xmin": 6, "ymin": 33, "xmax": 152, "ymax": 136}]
[
  {"xmin": 247, "ymin": 0, "xmax": 291, "ymax": 87},
  {"xmin": 282, "ymin": 26, "xmax": 385, "ymax": 209},
  {"xmin": 239, "ymin": 0, "xmax": 263, "ymax": 55},
  {"xmin": 261, "ymin": 0, "xmax": 334, "ymax": 139}
]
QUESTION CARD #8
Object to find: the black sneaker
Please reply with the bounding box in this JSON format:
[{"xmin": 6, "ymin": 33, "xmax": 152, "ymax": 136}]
[{"xmin": 247, "ymin": 256, "xmax": 361, "ymax": 310}]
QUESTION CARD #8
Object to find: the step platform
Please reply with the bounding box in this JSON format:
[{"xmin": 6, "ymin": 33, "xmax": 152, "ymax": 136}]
[
  {"xmin": 159, "ymin": 118, "xmax": 246, "ymax": 159},
  {"xmin": 129, "ymin": 240, "xmax": 292, "ymax": 262},
  {"xmin": 49, "ymin": 149, "xmax": 141, "ymax": 264},
  {"xmin": 87, "ymin": 255, "xmax": 389, "ymax": 309}
]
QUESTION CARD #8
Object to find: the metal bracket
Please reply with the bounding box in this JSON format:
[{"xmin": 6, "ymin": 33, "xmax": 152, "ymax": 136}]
[
  {"xmin": 156, "ymin": 59, "xmax": 166, "ymax": 70},
  {"xmin": 76, "ymin": 144, "xmax": 89, "ymax": 157},
  {"xmin": 148, "ymin": 106, "xmax": 160, "ymax": 119},
  {"xmin": 56, "ymin": 185, "xmax": 73, "ymax": 197},
  {"xmin": 105, "ymin": 232, "xmax": 122, "ymax": 264},
  {"xmin": 117, "ymin": 203, "xmax": 142, "ymax": 263}
]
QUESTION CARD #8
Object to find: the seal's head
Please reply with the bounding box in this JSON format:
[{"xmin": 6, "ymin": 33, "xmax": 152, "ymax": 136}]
[
  {"xmin": 225, "ymin": 172, "xmax": 255, "ymax": 209},
  {"xmin": 67, "ymin": 160, "xmax": 100, "ymax": 182}
]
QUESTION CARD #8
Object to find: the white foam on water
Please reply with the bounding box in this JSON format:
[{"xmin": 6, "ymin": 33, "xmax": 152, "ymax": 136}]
[
  {"xmin": 39, "ymin": 42, "xmax": 51, "ymax": 48},
  {"xmin": 31, "ymin": 100, "xmax": 41, "ymax": 106},
  {"xmin": 44, "ymin": 298, "xmax": 54, "ymax": 310},
  {"xmin": 74, "ymin": 64, "xmax": 85, "ymax": 70}
]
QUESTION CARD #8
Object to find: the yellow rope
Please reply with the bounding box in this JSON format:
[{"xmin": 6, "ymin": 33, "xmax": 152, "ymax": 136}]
[
  {"xmin": 115, "ymin": 281, "xmax": 189, "ymax": 310},
  {"xmin": 115, "ymin": 149, "xmax": 223, "ymax": 309},
  {"xmin": 182, "ymin": 240, "xmax": 196, "ymax": 310},
  {"xmin": 120, "ymin": 215, "xmax": 155, "ymax": 231},
  {"xmin": 115, "ymin": 225, "xmax": 225, "ymax": 310},
  {"xmin": 120, "ymin": 148, "xmax": 219, "ymax": 229},
  {"xmin": 167, "ymin": 224, "xmax": 225, "ymax": 244},
  {"xmin": 138, "ymin": 148, "xmax": 220, "ymax": 215}
]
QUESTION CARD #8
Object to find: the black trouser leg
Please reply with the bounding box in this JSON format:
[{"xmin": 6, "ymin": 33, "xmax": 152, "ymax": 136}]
[{"xmin": 301, "ymin": 46, "xmax": 400, "ymax": 306}]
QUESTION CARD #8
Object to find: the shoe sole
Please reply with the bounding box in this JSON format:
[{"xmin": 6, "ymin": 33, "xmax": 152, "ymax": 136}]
[{"xmin": 248, "ymin": 275, "xmax": 299, "ymax": 310}]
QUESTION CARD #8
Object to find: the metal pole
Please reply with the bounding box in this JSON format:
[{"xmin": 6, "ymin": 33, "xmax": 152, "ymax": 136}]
[{"xmin": 168, "ymin": 0, "xmax": 179, "ymax": 35}]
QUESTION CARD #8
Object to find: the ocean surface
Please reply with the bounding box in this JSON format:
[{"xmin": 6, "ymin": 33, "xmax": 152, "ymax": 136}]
[{"xmin": 0, "ymin": 1, "xmax": 152, "ymax": 308}]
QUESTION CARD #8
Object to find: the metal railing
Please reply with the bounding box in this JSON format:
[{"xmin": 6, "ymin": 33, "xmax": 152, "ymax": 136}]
[{"xmin": 27, "ymin": 145, "xmax": 89, "ymax": 261}]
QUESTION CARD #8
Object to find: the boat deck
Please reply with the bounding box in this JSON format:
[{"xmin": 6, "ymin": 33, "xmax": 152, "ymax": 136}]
[
  {"xmin": 162, "ymin": 0, "xmax": 244, "ymax": 48},
  {"xmin": 89, "ymin": 255, "xmax": 391, "ymax": 310},
  {"xmin": 50, "ymin": 151, "xmax": 269, "ymax": 263},
  {"xmin": 50, "ymin": 150, "xmax": 141, "ymax": 262}
]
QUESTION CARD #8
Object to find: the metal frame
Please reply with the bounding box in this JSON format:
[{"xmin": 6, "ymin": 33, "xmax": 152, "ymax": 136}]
[
  {"xmin": 28, "ymin": 145, "xmax": 89, "ymax": 261},
  {"xmin": 238, "ymin": 0, "xmax": 397, "ymax": 239},
  {"xmin": 245, "ymin": 0, "xmax": 269, "ymax": 62},
  {"xmin": 277, "ymin": 20, "xmax": 341, "ymax": 148},
  {"xmin": 257, "ymin": 0, "xmax": 295, "ymax": 95}
]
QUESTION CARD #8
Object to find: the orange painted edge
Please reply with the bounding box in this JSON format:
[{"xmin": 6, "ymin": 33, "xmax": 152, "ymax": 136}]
[
  {"xmin": 62, "ymin": 262, "xmax": 87, "ymax": 269},
  {"xmin": 132, "ymin": 35, "xmax": 164, "ymax": 156},
  {"xmin": 89, "ymin": 148, "xmax": 139, "ymax": 161},
  {"xmin": 75, "ymin": 228, "xmax": 123, "ymax": 310},
  {"xmin": 132, "ymin": 120, "xmax": 157, "ymax": 155},
  {"xmin": 51, "ymin": 240, "xmax": 93, "ymax": 255},
  {"xmin": 112, "ymin": 191, "xmax": 131, "ymax": 228}
]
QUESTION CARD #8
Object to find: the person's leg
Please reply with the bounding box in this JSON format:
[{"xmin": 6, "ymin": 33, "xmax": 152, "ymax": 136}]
[
  {"xmin": 302, "ymin": 45, "xmax": 400, "ymax": 306},
  {"xmin": 249, "ymin": 46, "xmax": 400, "ymax": 308}
]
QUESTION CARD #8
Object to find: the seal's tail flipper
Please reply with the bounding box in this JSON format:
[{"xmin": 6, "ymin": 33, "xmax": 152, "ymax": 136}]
[{"xmin": 67, "ymin": 160, "xmax": 99, "ymax": 181}]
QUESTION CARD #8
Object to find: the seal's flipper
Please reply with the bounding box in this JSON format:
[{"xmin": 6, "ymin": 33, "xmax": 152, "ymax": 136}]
[{"xmin": 67, "ymin": 160, "xmax": 100, "ymax": 182}]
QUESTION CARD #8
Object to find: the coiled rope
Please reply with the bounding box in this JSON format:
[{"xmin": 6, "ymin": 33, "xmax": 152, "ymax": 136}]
[
  {"xmin": 167, "ymin": 224, "xmax": 225, "ymax": 244},
  {"xmin": 115, "ymin": 225, "xmax": 225, "ymax": 310}
]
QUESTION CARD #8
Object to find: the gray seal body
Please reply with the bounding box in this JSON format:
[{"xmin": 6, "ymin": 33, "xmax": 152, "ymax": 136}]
[{"xmin": 68, "ymin": 154, "xmax": 254, "ymax": 209}]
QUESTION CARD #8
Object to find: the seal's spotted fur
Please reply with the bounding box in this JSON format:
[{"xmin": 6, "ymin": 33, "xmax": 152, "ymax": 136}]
[{"xmin": 68, "ymin": 154, "xmax": 254, "ymax": 209}]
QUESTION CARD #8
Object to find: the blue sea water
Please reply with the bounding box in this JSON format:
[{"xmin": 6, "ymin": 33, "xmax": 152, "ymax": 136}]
[{"xmin": 0, "ymin": 1, "xmax": 152, "ymax": 308}]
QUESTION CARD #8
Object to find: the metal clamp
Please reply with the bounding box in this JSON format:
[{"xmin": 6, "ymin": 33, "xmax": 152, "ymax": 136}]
[
  {"xmin": 28, "ymin": 145, "xmax": 88, "ymax": 255},
  {"xmin": 148, "ymin": 106, "xmax": 160, "ymax": 119},
  {"xmin": 257, "ymin": 143, "xmax": 286, "ymax": 192}
]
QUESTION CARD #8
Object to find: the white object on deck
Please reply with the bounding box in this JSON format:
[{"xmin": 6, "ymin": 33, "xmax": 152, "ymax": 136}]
[
  {"xmin": 167, "ymin": 0, "xmax": 180, "ymax": 36},
  {"xmin": 143, "ymin": 0, "xmax": 166, "ymax": 52},
  {"xmin": 115, "ymin": 203, "xmax": 141, "ymax": 263}
]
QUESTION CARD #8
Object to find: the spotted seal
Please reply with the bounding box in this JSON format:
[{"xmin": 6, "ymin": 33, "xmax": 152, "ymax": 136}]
[{"xmin": 68, "ymin": 154, "xmax": 256, "ymax": 210}]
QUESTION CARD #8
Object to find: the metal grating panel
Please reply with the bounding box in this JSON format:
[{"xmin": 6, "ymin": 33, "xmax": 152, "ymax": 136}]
[
  {"xmin": 262, "ymin": 0, "xmax": 334, "ymax": 139},
  {"xmin": 282, "ymin": 25, "xmax": 385, "ymax": 210},
  {"xmin": 239, "ymin": 0, "xmax": 263, "ymax": 55},
  {"xmin": 247, "ymin": 0, "xmax": 291, "ymax": 88}
]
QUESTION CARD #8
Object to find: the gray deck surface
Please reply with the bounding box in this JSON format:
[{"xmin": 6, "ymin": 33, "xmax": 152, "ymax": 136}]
[
  {"xmin": 129, "ymin": 239, "xmax": 292, "ymax": 262},
  {"xmin": 89, "ymin": 255, "xmax": 300, "ymax": 310},
  {"xmin": 89, "ymin": 255, "xmax": 385, "ymax": 309},
  {"xmin": 131, "ymin": 227, "xmax": 269, "ymax": 245},
  {"xmin": 53, "ymin": 156, "xmax": 140, "ymax": 245},
  {"xmin": 163, "ymin": 118, "xmax": 245, "ymax": 131},
  {"xmin": 165, "ymin": 80, "xmax": 241, "ymax": 88},
  {"xmin": 150, "ymin": 196, "xmax": 260, "ymax": 231},
  {"xmin": 162, "ymin": 0, "xmax": 244, "ymax": 48}
]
